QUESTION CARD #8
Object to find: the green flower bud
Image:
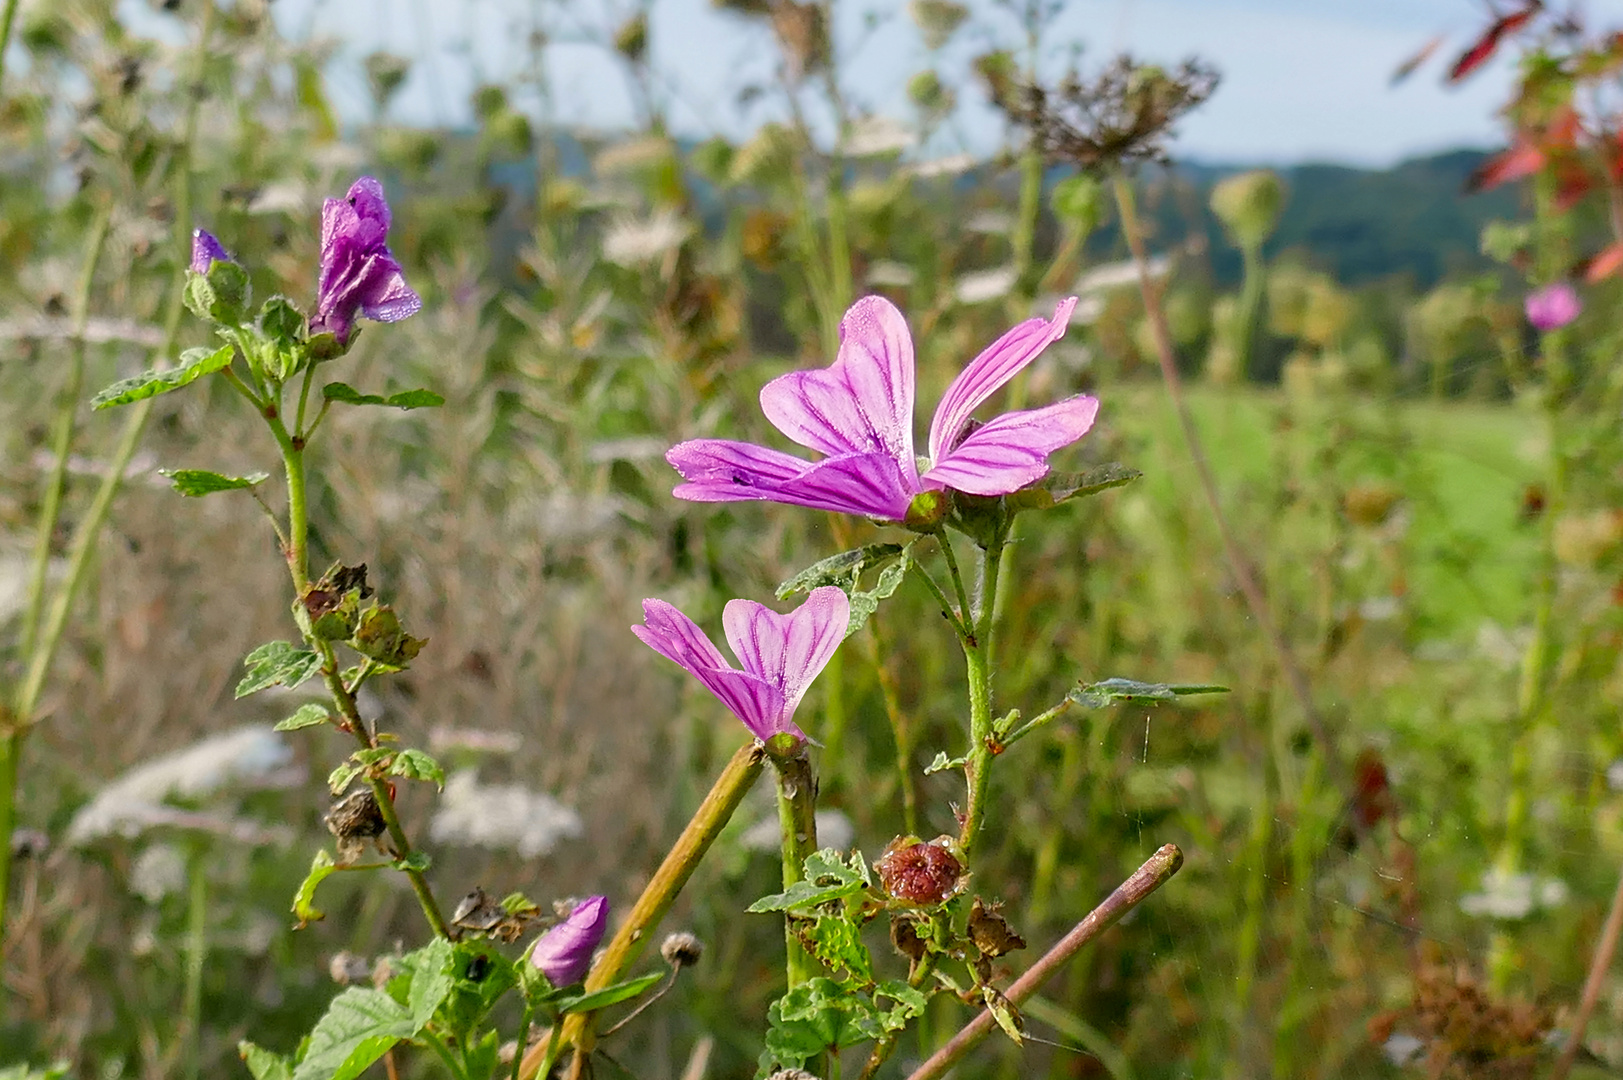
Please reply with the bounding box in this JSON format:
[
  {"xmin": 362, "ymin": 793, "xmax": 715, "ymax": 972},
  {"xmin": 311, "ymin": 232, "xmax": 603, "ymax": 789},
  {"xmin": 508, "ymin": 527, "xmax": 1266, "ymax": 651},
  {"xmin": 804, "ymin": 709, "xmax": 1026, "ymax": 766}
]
[
  {"xmin": 1050, "ymin": 174, "xmax": 1104, "ymax": 235},
  {"xmin": 1210, "ymin": 170, "xmax": 1284, "ymax": 251}
]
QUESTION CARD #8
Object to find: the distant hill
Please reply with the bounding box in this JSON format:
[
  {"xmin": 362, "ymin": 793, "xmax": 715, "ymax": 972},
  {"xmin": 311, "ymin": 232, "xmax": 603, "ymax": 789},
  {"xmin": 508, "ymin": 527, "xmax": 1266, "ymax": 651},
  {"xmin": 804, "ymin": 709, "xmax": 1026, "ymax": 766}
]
[{"xmin": 1158, "ymin": 149, "xmax": 1524, "ymax": 288}]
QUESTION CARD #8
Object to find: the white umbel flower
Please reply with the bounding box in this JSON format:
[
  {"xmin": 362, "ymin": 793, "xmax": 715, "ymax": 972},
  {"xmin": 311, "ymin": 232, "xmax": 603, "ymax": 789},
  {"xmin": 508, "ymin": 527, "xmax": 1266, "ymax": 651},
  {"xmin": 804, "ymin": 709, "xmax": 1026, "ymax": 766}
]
[
  {"xmin": 428, "ymin": 771, "xmax": 584, "ymax": 859},
  {"xmin": 602, "ymin": 212, "xmax": 693, "ymax": 267},
  {"xmin": 953, "ymin": 266, "xmax": 1018, "ymax": 305}
]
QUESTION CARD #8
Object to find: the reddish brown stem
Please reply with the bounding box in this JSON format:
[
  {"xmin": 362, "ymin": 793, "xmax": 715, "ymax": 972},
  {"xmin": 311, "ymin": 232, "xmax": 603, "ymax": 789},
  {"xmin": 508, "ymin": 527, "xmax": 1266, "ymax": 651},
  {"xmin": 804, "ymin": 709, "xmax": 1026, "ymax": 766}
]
[{"xmin": 1552, "ymin": 859, "xmax": 1623, "ymax": 1080}]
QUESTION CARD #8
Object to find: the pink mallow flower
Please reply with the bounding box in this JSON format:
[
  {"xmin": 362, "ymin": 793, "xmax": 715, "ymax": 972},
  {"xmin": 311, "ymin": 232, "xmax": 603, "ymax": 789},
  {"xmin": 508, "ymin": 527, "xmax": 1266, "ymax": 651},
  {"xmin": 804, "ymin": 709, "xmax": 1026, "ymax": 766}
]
[
  {"xmin": 311, "ymin": 176, "xmax": 421, "ymax": 345},
  {"xmin": 529, "ymin": 895, "xmax": 609, "ymax": 987},
  {"xmin": 1525, "ymin": 282, "xmax": 1581, "ymax": 331},
  {"xmin": 632, "ymin": 587, "xmax": 850, "ymax": 745},
  {"xmin": 666, "ymin": 295, "xmax": 1098, "ymax": 522}
]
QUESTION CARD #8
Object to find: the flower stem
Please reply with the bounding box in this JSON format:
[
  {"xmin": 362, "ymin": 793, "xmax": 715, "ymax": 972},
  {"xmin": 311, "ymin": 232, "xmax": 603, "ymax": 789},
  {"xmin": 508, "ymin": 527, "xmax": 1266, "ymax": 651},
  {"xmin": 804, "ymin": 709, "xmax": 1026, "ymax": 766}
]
[
  {"xmin": 19, "ymin": 200, "xmax": 113, "ymax": 663},
  {"xmin": 957, "ymin": 538, "xmax": 1003, "ymax": 857},
  {"xmin": 183, "ymin": 855, "xmax": 209, "ymax": 1080},
  {"xmin": 1110, "ymin": 173, "xmax": 1336, "ymax": 772},
  {"xmin": 540, "ymin": 741, "xmax": 764, "ymax": 1080},
  {"xmin": 903, "ymin": 845, "xmax": 1184, "ymax": 1080},
  {"xmin": 772, "ymin": 744, "xmax": 820, "ymax": 987},
  {"xmin": 0, "ymin": 0, "xmax": 217, "ymax": 947}
]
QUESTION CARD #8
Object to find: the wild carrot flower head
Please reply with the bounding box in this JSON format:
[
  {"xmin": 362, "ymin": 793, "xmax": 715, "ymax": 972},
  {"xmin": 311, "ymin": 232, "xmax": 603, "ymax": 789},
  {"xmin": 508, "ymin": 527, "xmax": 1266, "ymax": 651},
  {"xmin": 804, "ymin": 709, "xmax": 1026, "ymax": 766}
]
[
  {"xmin": 311, "ymin": 176, "xmax": 421, "ymax": 346},
  {"xmin": 529, "ymin": 895, "xmax": 609, "ymax": 986},
  {"xmin": 189, "ymin": 229, "xmax": 233, "ymax": 274},
  {"xmin": 632, "ymin": 586, "xmax": 850, "ymax": 745},
  {"xmin": 1525, "ymin": 282, "xmax": 1580, "ymax": 331},
  {"xmin": 665, "ymin": 296, "xmax": 1098, "ymax": 522}
]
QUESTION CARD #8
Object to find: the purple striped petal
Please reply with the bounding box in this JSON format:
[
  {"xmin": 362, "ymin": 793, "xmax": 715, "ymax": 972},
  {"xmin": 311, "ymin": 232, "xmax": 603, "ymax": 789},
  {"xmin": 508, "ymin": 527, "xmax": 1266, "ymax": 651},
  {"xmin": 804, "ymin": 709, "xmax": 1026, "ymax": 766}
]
[
  {"xmin": 313, "ymin": 176, "xmax": 419, "ymax": 344},
  {"xmin": 923, "ymin": 394, "xmax": 1099, "ymax": 496},
  {"xmin": 722, "ymin": 587, "xmax": 850, "ymax": 724},
  {"xmin": 760, "ymin": 297, "xmax": 919, "ymax": 484},
  {"xmin": 927, "ymin": 297, "xmax": 1078, "ymax": 464},
  {"xmin": 668, "ymin": 440, "xmax": 918, "ymax": 519},
  {"xmin": 631, "ymin": 600, "xmax": 791, "ymax": 740}
]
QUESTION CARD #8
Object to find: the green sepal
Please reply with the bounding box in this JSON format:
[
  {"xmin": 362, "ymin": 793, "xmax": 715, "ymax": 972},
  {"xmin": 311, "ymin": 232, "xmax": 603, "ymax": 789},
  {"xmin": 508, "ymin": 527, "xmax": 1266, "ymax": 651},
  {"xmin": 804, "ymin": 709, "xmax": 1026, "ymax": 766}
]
[
  {"xmin": 1068, "ymin": 678, "xmax": 1230, "ymax": 709},
  {"xmin": 160, "ymin": 468, "xmax": 269, "ymax": 497},
  {"xmin": 323, "ymin": 381, "xmax": 444, "ymax": 410},
  {"xmin": 205, "ymin": 258, "xmax": 251, "ymax": 324},
  {"xmin": 91, "ymin": 343, "xmax": 235, "ymax": 410},
  {"xmin": 946, "ymin": 490, "xmax": 1009, "ymax": 549},
  {"xmin": 351, "ymin": 605, "xmax": 426, "ymax": 668},
  {"xmin": 275, "ymin": 703, "xmax": 331, "ymax": 732},
  {"xmin": 291, "ymin": 849, "xmax": 338, "ymax": 928},
  {"xmin": 236, "ymin": 641, "xmax": 323, "ymax": 698}
]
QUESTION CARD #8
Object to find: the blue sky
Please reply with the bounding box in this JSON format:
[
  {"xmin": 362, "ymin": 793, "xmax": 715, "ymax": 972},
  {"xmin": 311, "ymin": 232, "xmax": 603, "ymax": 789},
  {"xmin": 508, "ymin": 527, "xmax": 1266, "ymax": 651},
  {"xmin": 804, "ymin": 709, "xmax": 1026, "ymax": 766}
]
[{"xmin": 271, "ymin": 0, "xmax": 1623, "ymax": 166}]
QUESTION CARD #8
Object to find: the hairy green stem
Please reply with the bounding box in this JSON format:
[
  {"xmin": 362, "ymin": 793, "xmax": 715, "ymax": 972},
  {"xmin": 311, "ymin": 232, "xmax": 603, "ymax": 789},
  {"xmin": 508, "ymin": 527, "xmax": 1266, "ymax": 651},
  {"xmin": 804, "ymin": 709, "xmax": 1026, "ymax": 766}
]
[
  {"xmin": 544, "ymin": 741, "xmax": 765, "ymax": 1080},
  {"xmin": 183, "ymin": 857, "xmax": 209, "ymax": 1080},
  {"xmin": 904, "ymin": 845, "xmax": 1184, "ymax": 1080},
  {"xmin": 0, "ymin": 0, "xmax": 217, "ymax": 945},
  {"xmin": 772, "ymin": 745, "xmax": 820, "ymax": 987},
  {"xmin": 957, "ymin": 539, "xmax": 1004, "ymax": 857},
  {"xmin": 19, "ymin": 202, "xmax": 113, "ymax": 662}
]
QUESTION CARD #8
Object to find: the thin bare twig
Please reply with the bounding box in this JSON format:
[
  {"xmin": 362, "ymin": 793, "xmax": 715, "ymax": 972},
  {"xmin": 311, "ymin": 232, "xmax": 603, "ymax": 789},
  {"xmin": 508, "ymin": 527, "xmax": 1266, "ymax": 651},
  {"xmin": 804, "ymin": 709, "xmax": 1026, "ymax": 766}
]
[
  {"xmin": 903, "ymin": 844, "xmax": 1184, "ymax": 1080},
  {"xmin": 1551, "ymin": 860, "xmax": 1623, "ymax": 1080}
]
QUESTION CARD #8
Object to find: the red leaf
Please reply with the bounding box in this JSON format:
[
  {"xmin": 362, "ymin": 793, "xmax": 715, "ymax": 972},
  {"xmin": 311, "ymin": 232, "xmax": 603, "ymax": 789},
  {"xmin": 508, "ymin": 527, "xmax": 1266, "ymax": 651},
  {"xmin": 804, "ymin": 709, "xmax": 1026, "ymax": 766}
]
[
  {"xmin": 1585, "ymin": 242, "xmax": 1623, "ymax": 283},
  {"xmin": 1448, "ymin": 3, "xmax": 1541, "ymax": 82},
  {"xmin": 1467, "ymin": 139, "xmax": 1544, "ymax": 191}
]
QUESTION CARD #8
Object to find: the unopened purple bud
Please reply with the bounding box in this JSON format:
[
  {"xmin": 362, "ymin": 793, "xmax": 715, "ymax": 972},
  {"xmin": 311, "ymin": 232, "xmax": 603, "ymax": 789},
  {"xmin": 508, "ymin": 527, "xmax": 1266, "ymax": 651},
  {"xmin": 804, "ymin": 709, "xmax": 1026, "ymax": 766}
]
[
  {"xmin": 190, "ymin": 229, "xmax": 233, "ymax": 275},
  {"xmin": 1525, "ymin": 282, "xmax": 1580, "ymax": 332},
  {"xmin": 529, "ymin": 895, "xmax": 608, "ymax": 986}
]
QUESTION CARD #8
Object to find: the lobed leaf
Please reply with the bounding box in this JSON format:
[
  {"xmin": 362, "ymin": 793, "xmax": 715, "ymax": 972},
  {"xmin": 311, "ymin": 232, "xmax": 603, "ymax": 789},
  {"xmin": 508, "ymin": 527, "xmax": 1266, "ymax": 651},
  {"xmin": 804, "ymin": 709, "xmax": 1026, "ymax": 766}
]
[
  {"xmin": 389, "ymin": 748, "xmax": 445, "ymax": 789},
  {"xmin": 290, "ymin": 988, "xmax": 417, "ymax": 1080},
  {"xmin": 161, "ymin": 468, "xmax": 270, "ymax": 497},
  {"xmin": 236, "ymin": 641, "xmax": 324, "ymax": 698},
  {"xmin": 776, "ymin": 543, "xmax": 906, "ymax": 600},
  {"xmin": 91, "ymin": 343, "xmax": 235, "ymax": 410},
  {"xmin": 275, "ymin": 703, "xmax": 331, "ymax": 732},
  {"xmin": 238, "ymin": 1043, "xmax": 293, "ymax": 1080},
  {"xmin": 323, "ymin": 381, "xmax": 444, "ymax": 410},
  {"xmin": 1006, "ymin": 462, "xmax": 1142, "ymax": 512}
]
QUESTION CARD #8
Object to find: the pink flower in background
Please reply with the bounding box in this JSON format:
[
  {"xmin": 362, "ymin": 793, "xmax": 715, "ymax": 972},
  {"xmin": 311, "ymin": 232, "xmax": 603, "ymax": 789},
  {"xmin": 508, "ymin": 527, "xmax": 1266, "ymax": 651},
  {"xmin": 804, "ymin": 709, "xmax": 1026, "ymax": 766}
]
[
  {"xmin": 666, "ymin": 296, "xmax": 1098, "ymax": 521},
  {"xmin": 1525, "ymin": 282, "xmax": 1580, "ymax": 331},
  {"xmin": 189, "ymin": 229, "xmax": 233, "ymax": 274},
  {"xmin": 529, "ymin": 895, "xmax": 609, "ymax": 986},
  {"xmin": 632, "ymin": 587, "xmax": 850, "ymax": 744},
  {"xmin": 311, "ymin": 176, "xmax": 421, "ymax": 345}
]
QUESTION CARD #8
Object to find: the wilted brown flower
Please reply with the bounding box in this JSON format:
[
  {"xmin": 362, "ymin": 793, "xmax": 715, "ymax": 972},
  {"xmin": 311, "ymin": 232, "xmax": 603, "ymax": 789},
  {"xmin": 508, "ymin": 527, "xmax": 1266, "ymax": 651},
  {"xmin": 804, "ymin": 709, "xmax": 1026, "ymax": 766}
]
[{"xmin": 875, "ymin": 836, "xmax": 964, "ymax": 905}]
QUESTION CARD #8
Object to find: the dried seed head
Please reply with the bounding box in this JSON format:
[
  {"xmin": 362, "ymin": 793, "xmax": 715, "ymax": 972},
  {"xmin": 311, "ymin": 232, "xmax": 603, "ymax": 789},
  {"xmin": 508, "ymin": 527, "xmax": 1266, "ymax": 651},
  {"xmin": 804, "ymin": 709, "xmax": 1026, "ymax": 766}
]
[
  {"xmin": 452, "ymin": 887, "xmax": 507, "ymax": 933},
  {"xmin": 875, "ymin": 836, "xmax": 964, "ymax": 906},
  {"xmin": 889, "ymin": 916, "xmax": 929, "ymax": 962},
  {"xmin": 996, "ymin": 54, "xmax": 1219, "ymax": 172},
  {"xmin": 328, "ymin": 951, "xmax": 371, "ymax": 985},
  {"xmin": 968, "ymin": 897, "xmax": 1027, "ymax": 958},
  {"xmin": 660, "ymin": 931, "xmax": 704, "ymax": 969}
]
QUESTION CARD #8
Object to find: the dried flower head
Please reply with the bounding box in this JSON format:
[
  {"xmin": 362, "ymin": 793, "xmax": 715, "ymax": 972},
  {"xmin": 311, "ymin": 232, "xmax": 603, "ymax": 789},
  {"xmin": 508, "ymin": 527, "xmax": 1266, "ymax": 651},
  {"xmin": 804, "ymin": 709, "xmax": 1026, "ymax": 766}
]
[
  {"xmin": 874, "ymin": 836, "xmax": 965, "ymax": 906},
  {"xmin": 997, "ymin": 54, "xmax": 1220, "ymax": 172},
  {"xmin": 660, "ymin": 931, "xmax": 704, "ymax": 968}
]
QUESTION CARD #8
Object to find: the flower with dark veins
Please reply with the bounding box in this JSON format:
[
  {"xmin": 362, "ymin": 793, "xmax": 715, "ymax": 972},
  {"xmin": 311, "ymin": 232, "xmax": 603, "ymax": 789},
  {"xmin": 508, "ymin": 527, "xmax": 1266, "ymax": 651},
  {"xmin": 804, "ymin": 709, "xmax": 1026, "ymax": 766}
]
[
  {"xmin": 310, "ymin": 176, "xmax": 421, "ymax": 346},
  {"xmin": 666, "ymin": 296, "xmax": 1097, "ymax": 521},
  {"xmin": 632, "ymin": 587, "xmax": 849, "ymax": 745}
]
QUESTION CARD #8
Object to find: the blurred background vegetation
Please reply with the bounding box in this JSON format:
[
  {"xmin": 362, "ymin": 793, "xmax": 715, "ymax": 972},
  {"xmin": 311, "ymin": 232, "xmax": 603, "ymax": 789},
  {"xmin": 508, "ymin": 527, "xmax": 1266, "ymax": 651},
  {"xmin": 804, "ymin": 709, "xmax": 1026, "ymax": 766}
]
[{"xmin": 4, "ymin": 0, "xmax": 1623, "ymax": 1078}]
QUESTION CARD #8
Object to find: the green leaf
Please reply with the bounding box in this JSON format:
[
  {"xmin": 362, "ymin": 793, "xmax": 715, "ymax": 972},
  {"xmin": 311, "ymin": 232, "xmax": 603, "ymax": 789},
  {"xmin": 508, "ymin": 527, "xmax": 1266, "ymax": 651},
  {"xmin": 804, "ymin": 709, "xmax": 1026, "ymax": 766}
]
[
  {"xmin": 776, "ymin": 543, "xmax": 905, "ymax": 600},
  {"xmin": 236, "ymin": 641, "xmax": 323, "ymax": 699},
  {"xmin": 389, "ymin": 748, "xmax": 445, "ymax": 789},
  {"xmin": 804, "ymin": 914, "xmax": 873, "ymax": 982},
  {"xmin": 0, "ymin": 1064, "xmax": 69, "ymax": 1080},
  {"xmin": 160, "ymin": 468, "xmax": 270, "ymax": 497},
  {"xmin": 290, "ymin": 988, "xmax": 417, "ymax": 1080},
  {"xmin": 1007, "ymin": 462, "xmax": 1142, "ymax": 512},
  {"xmin": 90, "ymin": 343, "xmax": 235, "ymax": 410},
  {"xmin": 983, "ymin": 987, "xmax": 1026, "ymax": 1045},
  {"xmin": 292, "ymin": 849, "xmax": 338, "ymax": 928},
  {"xmin": 393, "ymin": 851, "xmax": 432, "ymax": 873},
  {"xmin": 275, "ymin": 703, "xmax": 331, "ymax": 732},
  {"xmin": 322, "ymin": 382, "xmax": 444, "ymax": 410},
  {"xmin": 923, "ymin": 751, "xmax": 966, "ymax": 775},
  {"xmin": 555, "ymin": 972, "xmax": 665, "ymax": 1015},
  {"xmin": 260, "ymin": 296, "xmax": 307, "ymax": 345},
  {"xmin": 845, "ymin": 551, "xmax": 911, "ymax": 639},
  {"xmin": 1068, "ymin": 678, "xmax": 1230, "ymax": 709},
  {"xmin": 758, "ymin": 978, "xmax": 886, "ymax": 1077},
  {"xmin": 238, "ymin": 1042, "xmax": 293, "ymax": 1080},
  {"xmin": 400, "ymin": 938, "xmax": 456, "ymax": 1028},
  {"xmin": 327, "ymin": 762, "xmax": 363, "ymax": 796},
  {"xmin": 873, "ymin": 980, "xmax": 929, "ymax": 1032},
  {"xmin": 749, "ymin": 849, "xmax": 871, "ymax": 913}
]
